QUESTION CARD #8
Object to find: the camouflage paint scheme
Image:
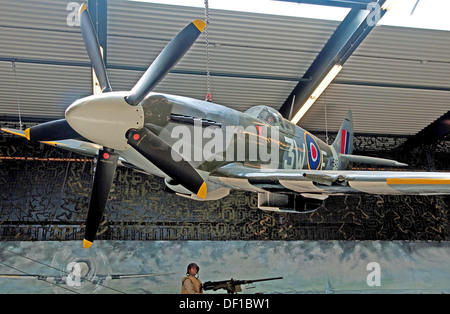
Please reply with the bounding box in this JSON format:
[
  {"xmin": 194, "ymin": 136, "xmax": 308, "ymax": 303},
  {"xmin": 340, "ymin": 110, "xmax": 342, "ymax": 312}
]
[
  {"xmin": 125, "ymin": 92, "xmax": 449, "ymax": 201},
  {"xmin": 140, "ymin": 93, "xmax": 338, "ymax": 173}
]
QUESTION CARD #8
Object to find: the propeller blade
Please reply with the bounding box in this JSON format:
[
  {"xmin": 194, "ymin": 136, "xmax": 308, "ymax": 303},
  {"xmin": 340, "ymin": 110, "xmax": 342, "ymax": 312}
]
[
  {"xmin": 83, "ymin": 149, "xmax": 118, "ymax": 248},
  {"xmin": 79, "ymin": 3, "xmax": 112, "ymax": 93},
  {"xmin": 126, "ymin": 128, "xmax": 207, "ymax": 198},
  {"xmin": 125, "ymin": 19, "xmax": 206, "ymax": 106},
  {"xmin": 25, "ymin": 119, "xmax": 82, "ymax": 141}
]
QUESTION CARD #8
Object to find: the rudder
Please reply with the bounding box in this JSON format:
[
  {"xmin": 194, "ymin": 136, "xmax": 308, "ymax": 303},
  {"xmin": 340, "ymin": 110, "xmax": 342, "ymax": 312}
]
[{"xmin": 332, "ymin": 110, "xmax": 353, "ymax": 155}]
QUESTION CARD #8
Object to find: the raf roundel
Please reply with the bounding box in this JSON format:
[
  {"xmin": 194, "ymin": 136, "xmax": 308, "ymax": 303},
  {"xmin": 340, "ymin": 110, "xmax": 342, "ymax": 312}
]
[{"xmin": 304, "ymin": 132, "xmax": 321, "ymax": 170}]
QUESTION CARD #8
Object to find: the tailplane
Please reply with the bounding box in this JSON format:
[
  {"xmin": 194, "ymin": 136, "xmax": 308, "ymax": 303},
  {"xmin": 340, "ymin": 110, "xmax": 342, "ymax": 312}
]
[{"xmin": 333, "ymin": 110, "xmax": 408, "ymax": 168}]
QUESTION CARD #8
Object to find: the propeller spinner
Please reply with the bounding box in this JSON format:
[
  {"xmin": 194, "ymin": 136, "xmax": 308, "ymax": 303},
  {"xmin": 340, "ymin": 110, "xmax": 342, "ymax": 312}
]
[{"xmin": 24, "ymin": 3, "xmax": 207, "ymax": 248}]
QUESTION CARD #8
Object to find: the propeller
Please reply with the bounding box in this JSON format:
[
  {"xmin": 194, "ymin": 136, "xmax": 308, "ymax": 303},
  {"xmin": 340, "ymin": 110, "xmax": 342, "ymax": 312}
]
[
  {"xmin": 72, "ymin": 5, "xmax": 206, "ymax": 248},
  {"xmin": 126, "ymin": 128, "xmax": 207, "ymax": 199},
  {"xmin": 125, "ymin": 19, "xmax": 206, "ymax": 106},
  {"xmin": 78, "ymin": 3, "xmax": 116, "ymax": 248},
  {"xmin": 23, "ymin": 3, "xmax": 112, "ymax": 143},
  {"xmin": 83, "ymin": 149, "xmax": 119, "ymax": 247},
  {"xmin": 24, "ymin": 119, "xmax": 82, "ymax": 141},
  {"xmin": 79, "ymin": 3, "xmax": 111, "ymax": 93},
  {"xmin": 15, "ymin": 3, "xmax": 206, "ymax": 248}
]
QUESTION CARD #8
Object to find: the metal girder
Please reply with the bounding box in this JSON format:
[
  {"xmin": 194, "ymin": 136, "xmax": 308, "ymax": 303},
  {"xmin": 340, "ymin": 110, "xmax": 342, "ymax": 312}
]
[
  {"xmin": 278, "ymin": 0, "xmax": 389, "ymax": 120},
  {"xmin": 399, "ymin": 111, "xmax": 450, "ymax": 152},
  {"xmin": 275, "ymin": 0, "xmax": 375, "ymax": 9}
]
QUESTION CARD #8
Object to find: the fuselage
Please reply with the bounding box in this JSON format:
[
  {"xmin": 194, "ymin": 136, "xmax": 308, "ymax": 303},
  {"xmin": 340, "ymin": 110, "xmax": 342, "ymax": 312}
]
[
  {"xmin": 65, "ymin": 91, "xmax": 339, "ymax": 193},
  {"xmin": 137, "ymin": 92, "xmax": 338, "ymax": 173}
]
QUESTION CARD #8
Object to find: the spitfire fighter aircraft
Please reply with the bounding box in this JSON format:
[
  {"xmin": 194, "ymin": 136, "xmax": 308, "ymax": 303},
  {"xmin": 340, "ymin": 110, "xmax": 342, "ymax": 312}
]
[{"xmin": 2, "ymin": 4, "xmax": 450, "ymax": 248}]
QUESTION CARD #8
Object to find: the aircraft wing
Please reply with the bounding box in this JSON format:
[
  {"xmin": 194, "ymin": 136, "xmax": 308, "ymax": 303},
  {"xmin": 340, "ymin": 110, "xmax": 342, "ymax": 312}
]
[
  {"xmin": 209, "ymin": 163, "xmax": 450, "ymax": 196},
  {"xmin": 1, "ymin": 127, "xmax": 101, "ymax": 157}
]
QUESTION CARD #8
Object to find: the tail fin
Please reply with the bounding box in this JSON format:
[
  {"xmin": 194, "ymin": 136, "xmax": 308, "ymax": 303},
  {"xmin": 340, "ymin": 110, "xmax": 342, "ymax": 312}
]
[{"xmin": 332, "ymin": 110, "xmax": 353, "ymax": 155}]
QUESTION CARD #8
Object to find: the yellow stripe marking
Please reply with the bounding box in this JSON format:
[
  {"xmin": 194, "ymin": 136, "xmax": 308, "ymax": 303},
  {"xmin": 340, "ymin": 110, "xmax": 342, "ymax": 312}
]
[{"xmin": 387, "ymin": 178, "xmax": 450, "ymax": 185}]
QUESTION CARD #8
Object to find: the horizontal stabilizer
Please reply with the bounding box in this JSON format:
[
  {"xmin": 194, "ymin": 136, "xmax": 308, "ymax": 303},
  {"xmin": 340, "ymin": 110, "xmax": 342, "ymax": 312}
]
[{"xmin": 340, "ymin": 154, "xmax": 408, "ymax": 167}]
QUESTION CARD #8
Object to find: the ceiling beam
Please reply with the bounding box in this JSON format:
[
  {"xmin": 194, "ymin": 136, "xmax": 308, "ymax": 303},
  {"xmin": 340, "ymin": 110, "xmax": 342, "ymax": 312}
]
[
  {"xmin": 275, "ymin": 0, "xmax": 375, "ymax": 10},
  {"xmin": 398, "ymin": 111, "xmax": 450, "ymax": 152},
  {"xmin": 0, "ymin": 56, "xmax": 312, "ymax": 82},
  {"xmin": 278, "ymin": 0, "xmax": 390, "ymax": 121}
]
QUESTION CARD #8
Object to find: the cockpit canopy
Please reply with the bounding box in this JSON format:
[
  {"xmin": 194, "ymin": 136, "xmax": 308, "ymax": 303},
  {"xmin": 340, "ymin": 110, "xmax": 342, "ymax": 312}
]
[{"xmin": 244, "ymin": 105, "xmax": 291, "ymax": 130}]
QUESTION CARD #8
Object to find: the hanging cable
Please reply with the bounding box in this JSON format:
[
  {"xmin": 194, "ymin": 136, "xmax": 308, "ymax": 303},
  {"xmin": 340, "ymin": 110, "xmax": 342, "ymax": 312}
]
[
  {"xmin": 204, "ymin": 0, "xmax": 212, "ymax": 102},
  {"xmin": 11, "ymin": 59, "xmax": 23, "ymax": 130},
  {"xmin": 324, "ymin": 93, "xmax": 329, "ymax": 145}
]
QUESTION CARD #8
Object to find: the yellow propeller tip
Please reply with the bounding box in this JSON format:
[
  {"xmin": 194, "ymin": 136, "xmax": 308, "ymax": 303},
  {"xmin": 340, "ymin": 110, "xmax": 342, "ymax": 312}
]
[
  {"xmin": 24, "ymin": 128, "xmax": 30, "ymax": 140},
  {"xmin": 197, "ymin": 182, "xmax": 207, "ymax": 199},
  {"xmin": 192, "ymin": 19, "xmax": 206, "ymax": 32},
  {"xmin": 79, "ymin": 3, "xmax": 87, "ymax": 14},
  {"xmin": 83, "ymin": 239, "xmax": 93, "ymax": 249}
]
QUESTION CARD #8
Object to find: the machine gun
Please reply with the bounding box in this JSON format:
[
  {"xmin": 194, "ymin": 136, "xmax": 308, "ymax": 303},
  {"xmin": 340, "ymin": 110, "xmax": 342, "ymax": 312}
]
[{"xmin": 202, "ymin": 276, "xmax": 283, "ymax": 294}]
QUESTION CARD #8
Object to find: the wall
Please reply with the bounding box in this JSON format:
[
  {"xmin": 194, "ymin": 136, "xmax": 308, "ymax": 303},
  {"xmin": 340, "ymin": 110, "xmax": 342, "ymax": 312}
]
[
  {"xmin": 1, "ymin": 240, "xmax": 450, "ymax": 294},
  {"xmin": 1, "ymin": 129, "xmax": 449, "ymax": 242}
]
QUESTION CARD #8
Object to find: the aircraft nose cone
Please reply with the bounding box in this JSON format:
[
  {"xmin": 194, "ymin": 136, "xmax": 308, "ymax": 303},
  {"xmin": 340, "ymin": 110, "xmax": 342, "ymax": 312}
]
[{"xmin": 65, "ymin": 92, "xmax": 144, "ymax": 150}]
